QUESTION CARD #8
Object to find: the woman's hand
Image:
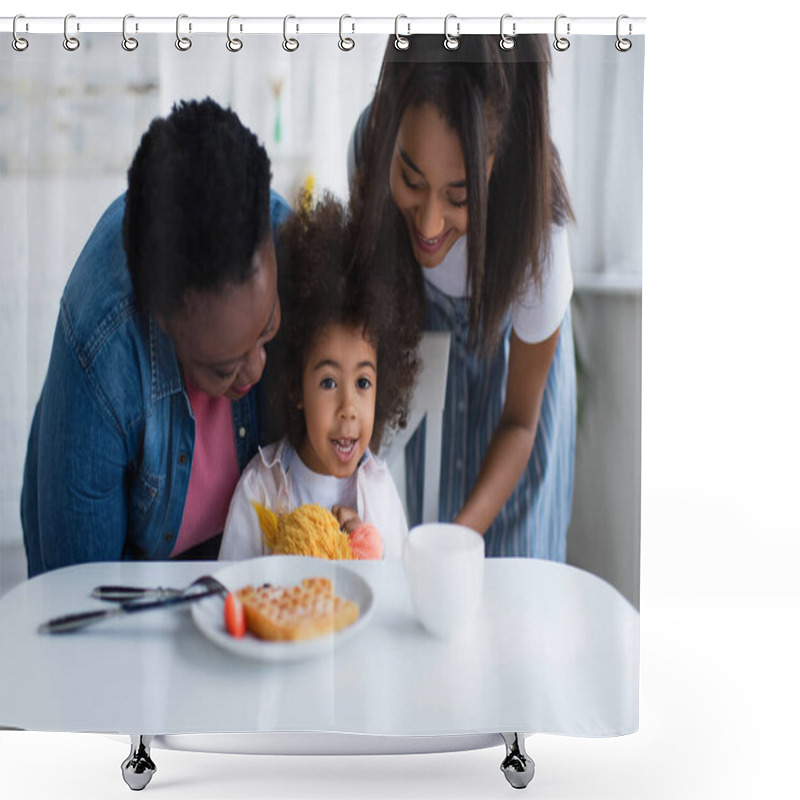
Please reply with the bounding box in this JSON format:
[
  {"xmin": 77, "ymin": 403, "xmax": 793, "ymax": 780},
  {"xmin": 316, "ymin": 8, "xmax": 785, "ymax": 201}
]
[
  {"xmin": 331, "ymin": 505, "xmax": 363, "ymax": 534},
  {"xmin": 455, "ymin": 326, "xmax": 560, "ymax": 535}
]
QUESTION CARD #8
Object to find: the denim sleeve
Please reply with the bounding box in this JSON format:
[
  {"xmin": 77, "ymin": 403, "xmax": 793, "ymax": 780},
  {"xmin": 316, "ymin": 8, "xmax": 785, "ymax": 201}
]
[
  {"xmin": 34, "ymin": 315, "xmax": 129, "ymax": 572},
  {"xmin": 270, "ymin": 189, "xmax": 291, "ymax": 233}
]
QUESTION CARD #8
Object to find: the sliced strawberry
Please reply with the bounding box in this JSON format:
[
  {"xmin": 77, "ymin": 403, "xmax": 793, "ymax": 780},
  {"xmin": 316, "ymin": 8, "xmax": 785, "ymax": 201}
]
[{"xmin": 224, "ymin": 592, "xmax": 246, "ymax": 638}]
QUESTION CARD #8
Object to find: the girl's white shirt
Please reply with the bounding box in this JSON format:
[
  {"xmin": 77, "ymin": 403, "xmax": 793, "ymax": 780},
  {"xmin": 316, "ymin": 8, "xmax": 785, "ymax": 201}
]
[
  {"xmin": 219, "ymin": 438, "xmax": 408, "ymax": 561},
  {"xmin": 421, "ymin": 226, "xmax": 574, "ymax": 344},
  {"xmin": 283, "ymin": 444, "xmax": 358, "ymax": 512}
]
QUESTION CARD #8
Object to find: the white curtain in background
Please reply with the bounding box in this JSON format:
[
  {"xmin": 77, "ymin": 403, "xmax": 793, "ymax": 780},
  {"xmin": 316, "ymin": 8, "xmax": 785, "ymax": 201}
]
[
  {"xmin": 550, "ymin": 36, "xmax": 644, "ymax": 291},
  {"xmin": 155, "ymin": 35, "xmax": 388, "ymax": 202},
  {"xmin": 547, "ymin": 39, "xmax": 644, "ymax": 606},
  {"xmin": 1, "ymin": 38, "xmax": 154, "ymax": 551}
]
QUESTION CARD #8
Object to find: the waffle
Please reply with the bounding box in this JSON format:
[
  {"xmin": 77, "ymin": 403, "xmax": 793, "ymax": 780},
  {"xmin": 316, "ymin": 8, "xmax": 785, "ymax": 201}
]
[{"xmin": 236, "ymin": 577, "xmax": 359, "ymax": 641}]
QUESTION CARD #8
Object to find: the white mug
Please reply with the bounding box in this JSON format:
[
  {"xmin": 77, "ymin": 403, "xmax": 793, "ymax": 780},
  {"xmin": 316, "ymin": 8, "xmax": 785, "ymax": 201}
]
[{"xmin": 403, "ymin": 523, "xmax": 485, "ymax": 638}]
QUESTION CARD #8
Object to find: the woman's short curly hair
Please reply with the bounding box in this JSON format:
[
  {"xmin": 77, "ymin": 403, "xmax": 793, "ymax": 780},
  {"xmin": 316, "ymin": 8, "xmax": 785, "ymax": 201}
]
[
  {"xmin": 271, "ymin": 194, "xmax": 421, "ymax": 455},
  {"xmin": 123, "ymin": 98, "xmax": 273, "ymax": 319}
]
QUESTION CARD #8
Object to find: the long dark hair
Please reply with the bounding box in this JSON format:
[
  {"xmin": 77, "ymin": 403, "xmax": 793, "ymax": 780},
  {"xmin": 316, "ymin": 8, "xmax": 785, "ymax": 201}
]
[{"xmin": 352, "ymin": 35, "xmax": 573, "ymax": 352}]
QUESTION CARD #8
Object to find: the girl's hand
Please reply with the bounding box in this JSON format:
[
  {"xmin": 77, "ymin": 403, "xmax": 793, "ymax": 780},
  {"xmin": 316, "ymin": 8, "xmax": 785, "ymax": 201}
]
[
  {"xmin": 331, "ymin": 505, "xmax": 362, "ymax": 534},
  {"xmin": 348, "ymin": 522, "xmax": 383, "ymax": 560}
]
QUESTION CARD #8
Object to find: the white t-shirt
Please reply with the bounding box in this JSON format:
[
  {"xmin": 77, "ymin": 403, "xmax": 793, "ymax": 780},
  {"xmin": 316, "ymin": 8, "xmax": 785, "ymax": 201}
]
[
  {"xmin": 422, "ymin": 226, "xmax": 573, "ymax": 344},
  {"xmin": 219, "ymin": 438, "xmax": 408, "ymax": 561},
  {"xmin": 284, "ymin": 444, "xmax": 358, "ymax": 512}
]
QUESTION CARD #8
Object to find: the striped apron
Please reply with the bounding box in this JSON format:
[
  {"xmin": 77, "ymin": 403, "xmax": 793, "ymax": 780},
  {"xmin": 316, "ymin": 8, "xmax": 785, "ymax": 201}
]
[{"xmin": 406, "ymin": 279, "xmax": 576, "ymax": 560}]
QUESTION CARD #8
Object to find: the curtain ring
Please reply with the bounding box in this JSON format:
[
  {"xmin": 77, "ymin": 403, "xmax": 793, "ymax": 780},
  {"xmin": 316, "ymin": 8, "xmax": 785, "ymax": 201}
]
[
  {"xmin": 499, "ymin": 14, "xmax": 516, "ymax": 51},
  {"xmin": 12, "ymin": 14, "xmax": 29, "ymax": 52},
  {"xmin": 394, "ymin": 15, "xmax": 410, "ymax": 50},
  {"xmin": 226, "ymin": 15, "xmax": 243, "ymax": 52},
  {"xmin": 615, "ymin": 15, "xmax": 632, "ymax": 52},
  {"xmin": 283, "ymin": 15, "xmax": 299, "ymax": 52},
  {"xmin": 63, "ymin": 13, "xmax": 80, "ymax": 51},
  {"xmin": 444, "ymin": 14, "xmax": 460, "ymax": 51},
  {"xmin": 338, "ymin": 14, "xmax": 355, "ymax": 51},
  {"xmin": 553, "ymin": 14, "xmax": 570, "ymax": 52},
  {"xmin": 175, "ymin": 14, "xmax": 192, "ymax": 51},
  {"xmin": 122, "ymin": 14, "xmax": 138, "ymax": 51}
]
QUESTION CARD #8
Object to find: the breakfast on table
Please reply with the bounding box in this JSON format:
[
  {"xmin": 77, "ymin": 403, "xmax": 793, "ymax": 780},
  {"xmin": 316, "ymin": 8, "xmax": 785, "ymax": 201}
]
[{"xmin": 226, "ymin": 577, "xmax": 359, "ymax": 642}]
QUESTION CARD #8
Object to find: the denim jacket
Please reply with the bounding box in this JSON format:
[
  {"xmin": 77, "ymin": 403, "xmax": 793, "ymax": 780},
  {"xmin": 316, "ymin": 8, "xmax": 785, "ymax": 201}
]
[{"xmin": 21, "ymin": 192, "xmax": 290, "ymax": 577}]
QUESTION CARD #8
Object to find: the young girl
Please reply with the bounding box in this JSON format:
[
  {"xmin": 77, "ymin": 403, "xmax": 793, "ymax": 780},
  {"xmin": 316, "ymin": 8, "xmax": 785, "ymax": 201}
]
[
  {"xmin": 350, "ymin": 35, "xmax": 576, "ymax": 560},
  {"xmin": 219, "ymin": 196, "xmax": 420, "ymax": 561}
]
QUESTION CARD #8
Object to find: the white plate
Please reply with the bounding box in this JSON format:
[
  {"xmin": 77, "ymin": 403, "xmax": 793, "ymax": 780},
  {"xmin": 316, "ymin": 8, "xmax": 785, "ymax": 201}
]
[{"xmin": 191, "ymin": 556, "xmax": 375, "ymax": 662}]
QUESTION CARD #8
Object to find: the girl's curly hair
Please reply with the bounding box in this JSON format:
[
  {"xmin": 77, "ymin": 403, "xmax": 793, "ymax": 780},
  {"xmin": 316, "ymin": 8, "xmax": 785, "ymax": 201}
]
[{"xmin": 270, "ymin": 194, "xmax": 421, "ymax": 455}]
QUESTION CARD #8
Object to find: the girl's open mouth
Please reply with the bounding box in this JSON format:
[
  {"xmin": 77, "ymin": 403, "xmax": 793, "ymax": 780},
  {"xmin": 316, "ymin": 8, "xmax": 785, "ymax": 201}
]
[{"xmin": 332, "ymin": 438, "xmax": 358, "ymax": 462}]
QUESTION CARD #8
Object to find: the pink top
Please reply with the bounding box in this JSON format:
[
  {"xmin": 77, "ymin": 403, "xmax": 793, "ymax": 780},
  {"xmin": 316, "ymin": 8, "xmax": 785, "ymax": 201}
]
[{"xmin": 172, "ymin": 381, "xmax": 241, "ymax": 558}]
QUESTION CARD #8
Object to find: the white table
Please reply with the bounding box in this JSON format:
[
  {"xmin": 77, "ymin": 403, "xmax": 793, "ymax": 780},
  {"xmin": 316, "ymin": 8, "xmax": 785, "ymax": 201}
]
[{"xmin": 0, "ymin": 557, "xmax": 638, "ymax": 738}]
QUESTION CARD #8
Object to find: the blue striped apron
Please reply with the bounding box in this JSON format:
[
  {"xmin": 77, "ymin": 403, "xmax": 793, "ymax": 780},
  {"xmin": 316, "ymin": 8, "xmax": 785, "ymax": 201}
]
[{"xmin": 406, "ymin": 279, "xmax": 576, "ymax": 560}]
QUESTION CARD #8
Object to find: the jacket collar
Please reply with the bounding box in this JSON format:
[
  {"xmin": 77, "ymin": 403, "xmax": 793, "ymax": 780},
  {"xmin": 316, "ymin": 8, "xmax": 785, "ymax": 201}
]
[{"xmin": 147, "ymin": 314, "xmax": 185, "ymax": 401}]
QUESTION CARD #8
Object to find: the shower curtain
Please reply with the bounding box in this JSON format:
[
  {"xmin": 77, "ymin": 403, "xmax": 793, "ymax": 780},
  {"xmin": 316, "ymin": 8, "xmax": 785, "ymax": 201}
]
[{"xmin": 0, "ymin": 16, "xmax": 644, "ymax": 793}]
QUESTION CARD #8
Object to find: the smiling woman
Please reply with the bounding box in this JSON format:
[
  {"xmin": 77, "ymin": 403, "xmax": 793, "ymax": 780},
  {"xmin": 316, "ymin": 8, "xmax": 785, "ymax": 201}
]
[
  {"xmin": 351, "ymin": 34, "xmax": 576, "ymax": 558},
  {"xmin": 20, "ymin": 98, "xmax": 290, "ymax": 576},
  {"xmin": 389, "ymin": 103, "xmax": 472, "ymax": 268}
]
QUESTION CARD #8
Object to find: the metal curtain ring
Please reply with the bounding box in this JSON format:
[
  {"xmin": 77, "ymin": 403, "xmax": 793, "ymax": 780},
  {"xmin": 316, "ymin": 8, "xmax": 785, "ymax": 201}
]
[
  {"xmin": 63, "ymin": 13, "xmax": 80, "ymax": 51},
  {"xmin": 553, "ymin": 14, "xmax": 570, "ymax": 51},
  {"xmin": 499, "ymin": 14, "xmax": 515, "ymax": 50},
  {"xmin": 338, "ymin": 14, "xmax": 355, "ymax": 51},
  {"xmin": 175, "ymin": 14, "xmax": 192, "ymax": 51},
  {"xmin": 283, "ymin": 15, "xmax": 299, "ymax": 52},
  {"xmin": 226, "ymin": 15, "xmax": 243, "ymax": 52},
  {"xmin": 444, "ymin": 14, "xmax": 460, "ymax": 51},
  {"xmin": 615, "ymin": 15, "xmax": 632, "ymax": 52},
  {"xmin": 394, "ymin": 15, "xmax": 410, "ymax": 50},
  {"xmin": 122, "ymin": 14, "xmax": 138, "ymax": 51},
  {"xmin": 12, "ymin": 14, "xmax": 29, "ymax": 52}
]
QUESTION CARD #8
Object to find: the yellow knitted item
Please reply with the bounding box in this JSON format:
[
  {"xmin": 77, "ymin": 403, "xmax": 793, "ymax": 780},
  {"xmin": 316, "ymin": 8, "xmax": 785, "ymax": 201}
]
[
  {"xmin": 251, "ymin": 501, "xmax": 355, "ymax": 560},
  {"xmin": 251, "ymin": 502, "xmax": 279, "ymax": 546},
  {"xmin": 300, "ymin": 175, "xmax": 315, "ymax": 212}
]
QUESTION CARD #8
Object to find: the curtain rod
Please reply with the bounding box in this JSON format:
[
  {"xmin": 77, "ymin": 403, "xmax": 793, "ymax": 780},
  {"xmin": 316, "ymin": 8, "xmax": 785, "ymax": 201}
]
[{"xmin": 1, "ymin": 16, "xmax": 646, "ymax": 37}]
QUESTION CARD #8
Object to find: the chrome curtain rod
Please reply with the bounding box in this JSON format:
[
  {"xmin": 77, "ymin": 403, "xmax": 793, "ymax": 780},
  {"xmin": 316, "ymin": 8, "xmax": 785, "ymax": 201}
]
[{"xmin": 1, "ymin": 15, "xmax": 646, "ymax": 36}]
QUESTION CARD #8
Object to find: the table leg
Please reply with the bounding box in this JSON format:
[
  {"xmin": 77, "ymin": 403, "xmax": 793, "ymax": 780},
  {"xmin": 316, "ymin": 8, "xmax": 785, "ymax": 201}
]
[
  {"xmin": 500, "ymin": 732, "xmax": 535, "ymax": 789},
  {"xmin": 121, "ymin": 734, "xmax": 157, "ymax": 791}
]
